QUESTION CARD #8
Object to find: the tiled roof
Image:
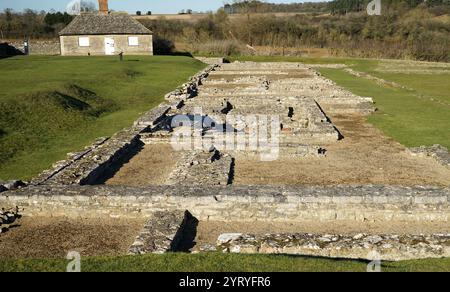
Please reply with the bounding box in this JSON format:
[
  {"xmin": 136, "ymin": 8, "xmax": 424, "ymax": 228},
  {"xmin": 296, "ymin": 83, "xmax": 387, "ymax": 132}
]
[{"xmin": 60, "ymin": 13, "xmax": 152, "ymax": 36}]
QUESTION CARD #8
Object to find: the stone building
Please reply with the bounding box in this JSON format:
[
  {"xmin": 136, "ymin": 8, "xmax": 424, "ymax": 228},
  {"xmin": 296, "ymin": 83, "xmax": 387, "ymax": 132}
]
[{"xmin": 59, "ymin": 0, "xmax": 153, "ymax": 56}]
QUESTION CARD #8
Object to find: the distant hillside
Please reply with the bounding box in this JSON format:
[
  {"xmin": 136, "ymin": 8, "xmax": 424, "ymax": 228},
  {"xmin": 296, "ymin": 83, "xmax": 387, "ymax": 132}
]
[
  {"xmin": 223, "ymin": 1, "xmax": 330, "ymax": 14},
  {"xmin": 329, "ymin": 0, "xmax": 450, "ymax": 14},
  {"xmin": 138, "ymin": 3, "xmax": 450, "ymax": 62},
  {"xmin": 134, "ymin": 12, "xmax": 328, "ymax": 23}
]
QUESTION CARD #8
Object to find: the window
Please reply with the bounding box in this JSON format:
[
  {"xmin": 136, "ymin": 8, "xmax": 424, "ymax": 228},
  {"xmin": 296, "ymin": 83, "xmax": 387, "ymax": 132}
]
[
  {"xmin": 78, "ymin": 37, "xmax": 90, "ymax": 47},
  {"xmin": 128, "ymin": 37, "xmax": 139, "ymax": 46}
]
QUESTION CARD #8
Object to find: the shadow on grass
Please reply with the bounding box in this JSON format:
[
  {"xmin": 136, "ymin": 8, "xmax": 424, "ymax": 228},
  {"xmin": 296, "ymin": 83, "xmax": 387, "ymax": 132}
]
[
  {"xmin": 244, "ymin": 253, "xmax": 372, "ymax": 264},
  {"xmin": 156, "ymin": 51, "xmax": 194, "ymax": 58}
]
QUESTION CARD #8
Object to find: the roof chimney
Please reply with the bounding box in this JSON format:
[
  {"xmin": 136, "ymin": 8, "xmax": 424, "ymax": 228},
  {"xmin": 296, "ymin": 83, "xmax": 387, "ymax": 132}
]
[{"xmin": 99, "ymin": 0, "xmax": 109, "ymax": 14}]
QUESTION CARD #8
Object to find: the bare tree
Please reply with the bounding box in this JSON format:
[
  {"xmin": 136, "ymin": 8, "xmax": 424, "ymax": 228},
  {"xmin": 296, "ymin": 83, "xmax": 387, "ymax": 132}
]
[
  {"xmin": 0, "ymin": 19, "xmax": 4, "ymax": 39},
  {"xmin": 228, "ymin": 0, "xmax": 264, "ymax": 46},
  {"xmin": 3, "ymin": 9, "xmax": 13, "ymax": 38},
  {"xmin": 66, "ymin": 0, "xmax": 97, "ymax": 15},
  {"xmin": 80, "ymin": 1, "xmax": 96, "ymax": 12}
]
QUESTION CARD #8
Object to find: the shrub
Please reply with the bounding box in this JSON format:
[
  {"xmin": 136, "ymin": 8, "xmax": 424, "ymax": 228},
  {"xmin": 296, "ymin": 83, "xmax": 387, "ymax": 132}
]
[
  {"xmin": 153, "ymin": 36, "xmax": 176, "ymax": 55},
  {"xmin": 188, "ymin": 40, "xmax": 247, "ymax": 56}
]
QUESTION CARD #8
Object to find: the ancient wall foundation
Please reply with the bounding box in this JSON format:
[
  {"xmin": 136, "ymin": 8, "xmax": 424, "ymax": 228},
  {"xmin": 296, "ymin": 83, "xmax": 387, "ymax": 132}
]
[
  {"xmin": 409, "ymin": 145, "xmax": 450, "ymax": 169},
  {"xmin": 128, "ymin": 210, "xmax": 195, "ymax": 254},
  {"xmin": 2, "ymin": 185, "xmax": 450, "ymax": 222},
  {"xmin": 217, "ymin": 232, "xmax": 450, "ymax": 261},
  {"xmin": 2, "ymin": 59, "xmax": 450, "ymax": 261}
]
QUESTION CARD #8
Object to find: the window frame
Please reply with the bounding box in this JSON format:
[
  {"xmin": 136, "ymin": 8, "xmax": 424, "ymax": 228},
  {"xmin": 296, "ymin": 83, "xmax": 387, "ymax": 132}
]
[
  {"xmin": 128, "ymin": 36, "xmax": 139, "ymax": 47},
  {"xmin": 78, "ymin": 37, "xmax": 90, "ymax": 47}
]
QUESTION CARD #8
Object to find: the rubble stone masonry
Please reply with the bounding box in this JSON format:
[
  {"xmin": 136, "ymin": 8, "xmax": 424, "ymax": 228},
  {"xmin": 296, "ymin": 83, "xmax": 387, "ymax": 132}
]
[{"xmin": 2, "ymin": 185, "xmax": 450, "ymax": 222}]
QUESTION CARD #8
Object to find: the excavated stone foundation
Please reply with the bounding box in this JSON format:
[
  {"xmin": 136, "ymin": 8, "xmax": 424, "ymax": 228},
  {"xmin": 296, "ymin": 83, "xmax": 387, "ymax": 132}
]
[{"xmin": 2, "ymin": 60, "xmax": 450, "ymax": 261}]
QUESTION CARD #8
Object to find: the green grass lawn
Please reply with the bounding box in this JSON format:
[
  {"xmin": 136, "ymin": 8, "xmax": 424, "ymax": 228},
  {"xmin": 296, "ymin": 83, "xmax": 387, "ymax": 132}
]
[
  {"xmin": 319, "ymin": 68, "xmax": 450, "ymax": 149},
  {"xmin": 1, "ymin": 253, "xmax": 449, "ymax": 272},
  {"xmin": 0, "ymin": 55, "xmax": 205, "ymax": 180},
  {"xmin": 231, "ymin": 56, "xmax": 450, "ymax": 149}
]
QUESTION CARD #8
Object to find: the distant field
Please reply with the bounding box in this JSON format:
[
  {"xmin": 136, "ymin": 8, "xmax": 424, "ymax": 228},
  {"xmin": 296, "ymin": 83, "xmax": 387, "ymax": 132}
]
[
  {"xmin": 134, "ymin": 14, "xmax": 205, "ymax": 22},
  {"xmin": 133, "ymin": 12, "xmax": 326, "ymax": 23},
  {"xmin": 0, "ymin": 253, "xmax": 449, "ymax": 272},
  {"xmin": 0, "ymin": 55, "xmax": 205, "ymax": 180},
  {"xmin": 231, "ymin": 56, "xmax": 450, "ymax": 150}
]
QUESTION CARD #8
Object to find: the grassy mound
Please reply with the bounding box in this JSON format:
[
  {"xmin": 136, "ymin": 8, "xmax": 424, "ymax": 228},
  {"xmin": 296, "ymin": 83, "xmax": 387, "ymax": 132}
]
[
  {"xmin": 0, "ymin": 56, "xmax": 205, "ymax": 180},
  {"xmin": 0, "ymin": 85, "xmax": 116, "ymax": 166}
]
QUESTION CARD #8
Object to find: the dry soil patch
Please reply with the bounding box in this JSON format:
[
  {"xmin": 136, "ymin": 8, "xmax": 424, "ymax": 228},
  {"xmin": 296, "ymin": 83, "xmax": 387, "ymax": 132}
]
[
  {"xmin": 0, "ymin": 217, "xmax": 145, "ymax": 259},
  {"xmin": 234, "ymin": 114, "xmax": 450, "ymax": 186},
  {"xmin": 106, "ymin": 143, "xmax": 180, "ymax": 186}
]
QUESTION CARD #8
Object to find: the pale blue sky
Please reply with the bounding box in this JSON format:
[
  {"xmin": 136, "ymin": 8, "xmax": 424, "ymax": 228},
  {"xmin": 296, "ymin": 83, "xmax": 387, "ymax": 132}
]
[{"xmin": 0, "ymin": 0, "xmax": 327, "ymax": 14}]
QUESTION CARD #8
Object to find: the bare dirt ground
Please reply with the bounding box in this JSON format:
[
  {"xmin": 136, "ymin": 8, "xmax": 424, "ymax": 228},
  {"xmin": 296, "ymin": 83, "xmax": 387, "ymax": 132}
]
[
  {"xmin": 194, "ymin": 220, "xmax": 450, "ymax": 248},
  {"xmin": 0, "ymin": 217, "xmax": 145, "ymax": 259},
  {"xmin": 234, "ymin": 114, "xmax": 450, "ymax": 186},
  {"xmin": 106, "ymin": 143, "xmax": 180, "ymax": 186}
]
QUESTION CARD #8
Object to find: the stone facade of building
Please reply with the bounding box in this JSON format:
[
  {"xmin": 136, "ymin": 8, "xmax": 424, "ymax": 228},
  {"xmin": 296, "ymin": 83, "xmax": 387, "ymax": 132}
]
[
  {"xmin": 59, "ymin": 11, "xmax": 153, "ymax": 56},
  {"xmin": 60, "ymin": 34, "xmax": 153, "ymax": 56}
]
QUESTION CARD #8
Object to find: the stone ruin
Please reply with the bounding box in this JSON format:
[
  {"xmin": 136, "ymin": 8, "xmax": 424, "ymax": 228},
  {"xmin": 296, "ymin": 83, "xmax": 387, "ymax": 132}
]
[
  {"xmin": 17, "ymin": 61, "xmax": 374, "ymax": 188},
  {"xmin": 0, "ymin": 207, "xmax": 21, "ymax": 234},
  {"xmin": 1, "ymin": 59, "xmax": 450, "ymax": 262},
  {"xmin": 409, "ymin": 145, "xmax": 450, "ymax": 169},
  {"xmin": 124, "ymin": 208, "xmax": 450, "ymax": 261},
  {"xmin": 216, "ymin": 232, "xmax": 450, "ymax": 261}
]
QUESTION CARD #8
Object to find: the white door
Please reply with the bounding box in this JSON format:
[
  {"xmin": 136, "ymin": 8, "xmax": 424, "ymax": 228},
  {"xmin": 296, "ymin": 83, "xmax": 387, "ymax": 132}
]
[{"xmin": 104, "ymin": 37, "xmax": 115, "ymax": 55}]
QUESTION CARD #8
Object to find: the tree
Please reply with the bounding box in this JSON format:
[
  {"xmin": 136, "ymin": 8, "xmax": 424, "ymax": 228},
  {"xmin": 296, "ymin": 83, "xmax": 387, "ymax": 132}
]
[
  {"xmin": 66, "ymin": 0, "xmax": 96, "ymax": 15},
  {"xmin": 136, "ymin": 11, "xmax": 142, "ymax": 16},
  {"xmin": 80, "ymin": 1, "xmax": 96, "ymax": 12},
  {"xmin": 4, "ymin": 8, "xmax": 14, "ymax": 37},
  {"xmin": 229, "ymin": 0, "xmax": 264, "ymax": 46}
]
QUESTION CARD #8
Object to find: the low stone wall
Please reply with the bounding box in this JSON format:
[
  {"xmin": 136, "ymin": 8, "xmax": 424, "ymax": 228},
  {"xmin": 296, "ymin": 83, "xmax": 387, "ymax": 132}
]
[
  {"xmin": 164, "ymin": 64, "xmax": 219, "ymax": 101},
  {"xmin": 194, "ymin": 57, "xmax": 225, "ymax": 65},
  {"xmin": 344, "ymin": 68, "xmax": 405, "ymax": 89},
  {"xmin": 217, "ymin": 232, "xmax": 450, "ymax": 261},
  {"xmin": 2, "ymin": 185, "xmax": 450, "ymax": 222},
  {"xmin": 165, "ymin": 150, "xmax": 234, "ymax": 186},
  {"xmin": 0, "ymin": 207, "xmax": 21, "ymax": 234},
  {"xmin": 129, "ymin": 210, "xmax": 195, "ymax": 254},
  {"xmin": 409, "ymin": 145, "xmax": 450, "ymax": 169},
  {"xmin": 0, "ymin": 180, "xmax": 26, "ymax": 193},
  {"xmin": 31, "ymin": 127, "xmax": 145, "ymax": 186},
  {"xmin": 0, "ymin": 39, "xmax": 60, "ymax": 55}
]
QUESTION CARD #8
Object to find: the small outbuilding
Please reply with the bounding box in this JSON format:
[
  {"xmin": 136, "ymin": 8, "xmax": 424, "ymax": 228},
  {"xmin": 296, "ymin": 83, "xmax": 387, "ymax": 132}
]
[{"xmin": 59, "ymin": 0, "xmax": 153, "ymax": 56}]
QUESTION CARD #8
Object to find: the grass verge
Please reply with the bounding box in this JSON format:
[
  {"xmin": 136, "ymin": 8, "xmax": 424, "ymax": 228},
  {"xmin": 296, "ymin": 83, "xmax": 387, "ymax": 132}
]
[{"xmin": 0, "ymin": 253, "xmax": 449, "ymax": 272}]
